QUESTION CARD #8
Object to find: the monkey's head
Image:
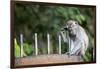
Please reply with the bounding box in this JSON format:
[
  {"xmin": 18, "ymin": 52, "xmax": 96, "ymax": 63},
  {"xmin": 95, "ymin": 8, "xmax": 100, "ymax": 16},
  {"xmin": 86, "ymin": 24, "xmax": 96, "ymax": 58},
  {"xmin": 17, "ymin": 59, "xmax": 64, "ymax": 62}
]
[
  {"xmin": 60, "ymin": 20, "xmax": 79, "ymax": 38},
  {"xmin": 61, "ymin": 20, "xmax": 79, "ymax": 32},
  {"xmin": 63, "ymin": 20, "xmax": 79, "ymax": 31}
]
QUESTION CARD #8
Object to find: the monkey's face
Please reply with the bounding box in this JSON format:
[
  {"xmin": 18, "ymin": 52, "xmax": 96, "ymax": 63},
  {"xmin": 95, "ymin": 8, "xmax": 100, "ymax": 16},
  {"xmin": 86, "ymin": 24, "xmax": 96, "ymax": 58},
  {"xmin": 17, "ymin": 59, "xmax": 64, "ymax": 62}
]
[
  {"xmin": 61, "ymin": 20, "xmax": 79, "ymax": 37},
  {"xmin": 61, "ymin": 20, "xmax": 79, "ymax": 38},
  {"xmin": 65, "ymin": 20, "xmax": 78, "ymax": 31}
]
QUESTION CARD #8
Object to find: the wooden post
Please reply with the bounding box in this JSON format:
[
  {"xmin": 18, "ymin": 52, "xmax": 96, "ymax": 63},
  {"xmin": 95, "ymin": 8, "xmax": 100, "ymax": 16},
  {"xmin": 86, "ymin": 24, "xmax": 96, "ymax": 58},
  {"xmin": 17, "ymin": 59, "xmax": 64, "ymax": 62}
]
[
  {"xmin": 35, "ymin": 33, "xmax": 38, "ymax": 56},
  {"xmin": 47, "ymin": 33, "xmax": 50, "ymax": 54},
  {"xmin": 59, "ymin": 35, "xmax": 61, "ymax": 54},
  {"xmin": 20, "ymin": 34, "xmax": 24, "ymax": 57}
]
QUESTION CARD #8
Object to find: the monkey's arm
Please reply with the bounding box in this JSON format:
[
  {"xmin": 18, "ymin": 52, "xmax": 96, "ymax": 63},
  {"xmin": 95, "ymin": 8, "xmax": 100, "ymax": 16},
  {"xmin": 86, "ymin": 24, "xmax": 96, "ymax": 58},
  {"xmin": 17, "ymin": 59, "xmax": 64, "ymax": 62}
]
[{"xmin": 60, "ymin": 31, "xmax": 69, "ymax": 43}]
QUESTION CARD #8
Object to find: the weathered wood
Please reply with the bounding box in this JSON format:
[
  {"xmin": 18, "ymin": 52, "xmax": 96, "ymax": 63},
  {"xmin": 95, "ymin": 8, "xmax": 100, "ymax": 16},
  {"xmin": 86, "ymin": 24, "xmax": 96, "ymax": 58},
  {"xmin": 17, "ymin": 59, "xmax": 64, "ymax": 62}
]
[
  {"xmin": 59, "ymin": 35, "xmax": 61, "ymax": 54},
  {"xmin": 15, "ymin": 54, "xmax": 82, "ymax": 66},
  {"xmin": 35, "ymin": 33, "xmax": 38, "ymax": 56},
  {"xmin": 20, "ymin": 34, "xmax": 24, "ymax": 57},
  {"xmin": 47, "ymin": 33, "xmax": 50, "ymax": 54}
]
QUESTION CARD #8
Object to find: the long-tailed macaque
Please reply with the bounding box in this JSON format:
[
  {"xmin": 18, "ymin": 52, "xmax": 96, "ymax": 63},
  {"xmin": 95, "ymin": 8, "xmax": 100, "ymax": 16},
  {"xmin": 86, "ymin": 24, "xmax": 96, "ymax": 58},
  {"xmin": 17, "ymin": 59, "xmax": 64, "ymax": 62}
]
[{"xmin": 60, "ymin": 20, "xmax": 89, "ymax": 57}]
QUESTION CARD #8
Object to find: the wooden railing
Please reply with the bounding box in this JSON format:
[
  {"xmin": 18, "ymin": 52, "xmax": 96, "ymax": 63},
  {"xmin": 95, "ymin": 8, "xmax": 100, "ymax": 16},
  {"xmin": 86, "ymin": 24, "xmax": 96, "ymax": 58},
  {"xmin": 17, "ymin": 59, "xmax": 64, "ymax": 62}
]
[
  {"xmin": 19, "ymin": 33, "xmax": 62, "ymax": 57},
  {"xmin": 15, "ymin": 33, "xmax": 82, "ymax": 67}
]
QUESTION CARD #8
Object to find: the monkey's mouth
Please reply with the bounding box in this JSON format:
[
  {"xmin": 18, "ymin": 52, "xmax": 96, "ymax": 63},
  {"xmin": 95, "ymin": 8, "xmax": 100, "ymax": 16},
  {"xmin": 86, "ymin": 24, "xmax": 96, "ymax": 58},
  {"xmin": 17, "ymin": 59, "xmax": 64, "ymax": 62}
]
[
  {"xmin": 64, "ymin": 27, "xmax": 68, "ymax": 30},
  {"xmin": 61, "ymin": 26, "xmax": 72, "ymax": 32}
]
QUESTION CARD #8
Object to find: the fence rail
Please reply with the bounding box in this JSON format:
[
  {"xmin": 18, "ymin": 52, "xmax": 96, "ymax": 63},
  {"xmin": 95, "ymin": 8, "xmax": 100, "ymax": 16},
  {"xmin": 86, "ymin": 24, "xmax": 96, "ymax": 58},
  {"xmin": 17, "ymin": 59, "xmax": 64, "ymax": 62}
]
[{"xmin": 19, "ymin": 33, "xmax": 64, "ymax": 57}]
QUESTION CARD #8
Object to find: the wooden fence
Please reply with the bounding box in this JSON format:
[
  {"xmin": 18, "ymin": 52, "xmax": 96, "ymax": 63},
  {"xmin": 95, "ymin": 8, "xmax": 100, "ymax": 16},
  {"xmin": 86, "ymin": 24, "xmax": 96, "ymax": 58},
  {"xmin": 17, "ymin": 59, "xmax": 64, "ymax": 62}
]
[
  {"xmin": 20, "ymin": 33, "xmax": 62, "ymax": 57},
  {"xmin": 15, "ymin": 33, "xmax": 82, "ymax": 67}
]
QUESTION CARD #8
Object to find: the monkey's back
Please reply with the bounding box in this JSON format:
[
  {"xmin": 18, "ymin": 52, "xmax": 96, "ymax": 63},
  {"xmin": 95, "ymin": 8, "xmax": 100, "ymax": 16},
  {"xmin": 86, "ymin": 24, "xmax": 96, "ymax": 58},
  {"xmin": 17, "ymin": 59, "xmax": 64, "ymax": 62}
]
[{"xmin": 76, "ymin": 25, "xmax": 89, "ymax": 55}]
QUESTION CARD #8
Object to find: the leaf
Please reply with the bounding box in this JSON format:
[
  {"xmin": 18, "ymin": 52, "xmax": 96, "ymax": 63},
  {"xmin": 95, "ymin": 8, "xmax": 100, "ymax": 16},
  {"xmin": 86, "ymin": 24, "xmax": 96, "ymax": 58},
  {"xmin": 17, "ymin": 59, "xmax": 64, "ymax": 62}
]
[
  {"xmin": 14, "ymin": 38, "xmax": 20, "ymax": 58},
  {"xmin": 23, "ymin": 43, "xmax": 33, "ymax": 56}
]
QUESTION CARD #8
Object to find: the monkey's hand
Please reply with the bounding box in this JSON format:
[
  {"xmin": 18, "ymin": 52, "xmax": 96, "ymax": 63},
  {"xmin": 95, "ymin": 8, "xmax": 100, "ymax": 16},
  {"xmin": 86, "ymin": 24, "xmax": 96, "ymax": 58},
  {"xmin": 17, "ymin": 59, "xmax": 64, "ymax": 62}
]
[{"xmin": 60, "ymin": 31, "xmax": 66, "ymax": 42}]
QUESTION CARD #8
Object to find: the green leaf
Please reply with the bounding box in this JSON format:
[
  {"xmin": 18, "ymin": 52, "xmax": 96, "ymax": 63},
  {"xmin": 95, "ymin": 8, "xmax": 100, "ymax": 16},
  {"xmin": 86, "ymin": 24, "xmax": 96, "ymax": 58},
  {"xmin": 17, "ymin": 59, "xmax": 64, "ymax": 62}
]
[
  {"xmin": 23, "ymin": 43, "xmax": 33, "ymax": 56},
  {"xmin": 14, "ymin": 38, "xmax": 20, "ymax": 58}
]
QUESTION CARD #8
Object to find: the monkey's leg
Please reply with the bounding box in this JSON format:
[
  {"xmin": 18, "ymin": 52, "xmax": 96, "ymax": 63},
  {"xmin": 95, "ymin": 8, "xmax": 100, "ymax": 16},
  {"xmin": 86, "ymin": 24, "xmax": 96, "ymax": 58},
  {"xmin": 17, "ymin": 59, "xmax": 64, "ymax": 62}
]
[{"xmin": 70, "ymin": 41, "xmax": 82, "ymax": 56}]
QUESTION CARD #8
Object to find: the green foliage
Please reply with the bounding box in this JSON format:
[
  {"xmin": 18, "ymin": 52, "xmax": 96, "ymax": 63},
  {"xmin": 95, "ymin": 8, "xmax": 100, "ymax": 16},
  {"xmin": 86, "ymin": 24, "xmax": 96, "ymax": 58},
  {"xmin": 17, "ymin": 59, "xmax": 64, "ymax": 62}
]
[
  {"xmin": 23, "ymin": 43, "xmax": 33, "ymax": 56},
  {"xmin": 14, "ymin": 38, "xmax": 20, "ymax": 58}
]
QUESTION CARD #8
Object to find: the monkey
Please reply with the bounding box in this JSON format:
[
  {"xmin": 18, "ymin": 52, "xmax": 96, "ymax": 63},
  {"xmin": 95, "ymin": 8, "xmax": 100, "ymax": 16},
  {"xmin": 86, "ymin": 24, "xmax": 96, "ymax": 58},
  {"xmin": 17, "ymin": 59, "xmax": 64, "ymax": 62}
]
[{"xmin": 60, "ymin": 20, "xmax": 89, "ymax": 58}]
